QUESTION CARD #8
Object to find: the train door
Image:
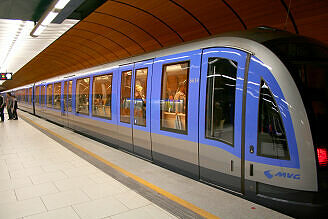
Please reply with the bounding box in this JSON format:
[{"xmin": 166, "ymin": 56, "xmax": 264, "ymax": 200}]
[
  {"xmin": 117, "ymin": 64, "xmax": 134, "ymax": 152},
  {"xmin": 32, "ymin": 85, "xmax": 36, "ymax": 115},
  {"xmin": 34, "ymin": 86, "xmax": 40, "ymax": 115},
  {"xmin": 62, "ymin": 81, "xmax": 68, "ymax": 127},
  {"xmin": 62, "ymin": 80, "xmax": 73, "ymax": 127},
  {"xmin": 199, "ymin": 48, "xmax": 248, "ymax": 193},
  {"xmin": 29, "ymin": 87, "xmax": 33, "ymax": 112},
  {"xmin": 244, "ymin": 57, "xmax": 300, "ymax": 194},
  {"xmin": 131, "ymin": 60, "xmax": 153, "ymax": 160},
  {"xmin": 151, "ymin": 50, "xmax": 201, "ymax": 178},
  {"xmin": 40, "ymin": 85, "xmax": 45, "ymax": 116}
]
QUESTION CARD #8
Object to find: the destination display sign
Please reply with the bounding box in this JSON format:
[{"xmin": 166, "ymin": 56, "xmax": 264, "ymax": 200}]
[{"xmin": 0, "ymin": 73, "xmax": 12, "ymax": 80}]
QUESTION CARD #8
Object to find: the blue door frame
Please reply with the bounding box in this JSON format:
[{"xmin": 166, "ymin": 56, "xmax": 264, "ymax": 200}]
[{"xmin": 199, "ymin": 48, "xmax": 248, "ymax": 192}]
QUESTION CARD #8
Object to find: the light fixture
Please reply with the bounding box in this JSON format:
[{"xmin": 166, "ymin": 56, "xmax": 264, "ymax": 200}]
[
  {"xmin": 0, "ymin": 21, "xmax": 33, "ymax": 72},
  {"xmin": 0, "ymin": 18, "xmax": 78, "ymax": 86},
  {"xmin": 55, "ymin": 0, "xmax": 71, "ymax": 10},
  {"xmin": 30, "ymin": 0, "xmax": 71, "ymax": 37}
]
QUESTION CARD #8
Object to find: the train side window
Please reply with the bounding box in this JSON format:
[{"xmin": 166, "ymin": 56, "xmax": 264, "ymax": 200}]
[
  {"xmin": 68, "ymin": 80, "xmax": 72, "ymax": 112},
  {"xmin": 134, "ymin": 68, "xmax": 148, "ymax": 126},
  {"xmin": 257, "ymin": 80, "xmax": 290, "ymax": 160},
  {"xmin": 53, "ymin": 82, "xmax": 61, "ymax": 110},
  {"xmin": 46, "ymin": 84, "xmax": 53, "ymax": 108},
  {"xmin": 41, "ymin": 86, "xmax": 45, "ymax": 106},
  {"xmin": 29, "ymin": 88, "xmax": 32, "ymax": 104},
  {"xmin": 120, "ymin": 70, "xmax": 132, "ymax": 123},
  {"xmin": 76, "ymin": 77, "xmax": 90, "ymax": 115},
  {"xmin": 160, "ymin": 62, "xmax": 189, "ymax": 134},
  {"xmin": 35, "ymin": 86, "xmax": 39, "ymax": 105},
  {"xmin": 205, "ymin": 58, "xmax": 237, "ymax": 145},
  {"xmin": 92, "ymin": 74, "xmax": 113, "ymax": 119}
]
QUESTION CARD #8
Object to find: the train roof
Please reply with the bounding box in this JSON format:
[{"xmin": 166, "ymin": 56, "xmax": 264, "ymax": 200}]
[{"xmin": 230, "ymin": 26, "xmax": 328, "ymax": 48}]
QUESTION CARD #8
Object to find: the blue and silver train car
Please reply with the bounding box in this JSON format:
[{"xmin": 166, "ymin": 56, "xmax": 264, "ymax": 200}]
[
  {"xmin": 11, "ymin": 84, "xmax": 35, "ymax": 114},
  {"xmin": 13, "ymin": 28, "xmax": 327, "ymax": 217}
]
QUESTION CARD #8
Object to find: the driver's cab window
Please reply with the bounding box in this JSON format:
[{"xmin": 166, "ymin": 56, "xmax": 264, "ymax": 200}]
[{"xmin": 257, "ymin": 80, "xmax": 290, "ymax": 160}]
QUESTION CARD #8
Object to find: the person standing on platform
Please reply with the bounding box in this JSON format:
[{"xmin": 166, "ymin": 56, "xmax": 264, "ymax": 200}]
[
  {"xmin": 6, "ymin": 93, "xmax": 13, "ymax": 120},
  {"xmin": 0, "ymin": 94, "xmax": 5, "ymax": 122},
  {"xmin": 12, "ymin": 95, "xmax": 18, "ymax": 120}
]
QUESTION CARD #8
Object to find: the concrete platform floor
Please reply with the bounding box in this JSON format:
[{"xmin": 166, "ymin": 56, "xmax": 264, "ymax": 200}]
[{"xmin": 0, "ymin": 110, "xmax": 292, "ymax": 219}]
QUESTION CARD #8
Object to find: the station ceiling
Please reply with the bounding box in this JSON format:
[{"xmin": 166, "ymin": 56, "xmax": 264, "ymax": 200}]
[
  {"xmin": 2, "ymin": 0, "xmax": 328, "ymax": 90},
  {"xmin": 0, "ymin": 0, "xmax": 105, "ymax": 21}
]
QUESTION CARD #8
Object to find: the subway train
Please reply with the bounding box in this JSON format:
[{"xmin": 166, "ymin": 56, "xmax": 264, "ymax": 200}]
[{"xmin": 4, "ymin": 27, "xmax": 327, "ymax": 217}]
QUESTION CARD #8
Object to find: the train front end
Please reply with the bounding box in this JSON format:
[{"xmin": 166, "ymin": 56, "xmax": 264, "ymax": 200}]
[{"xmin": 261, "ymin": 34, "xmax": 328, "ymax": 217}]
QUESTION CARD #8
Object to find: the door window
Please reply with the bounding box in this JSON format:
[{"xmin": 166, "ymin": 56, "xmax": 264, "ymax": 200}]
[
  {"xmin": 53, "ymin": 83, "xmax": 61, "ymax": 110},
  {"xmin": 41, "ymin": 86, "xmax": 45, "ymax": 106},
  {"xmin": 92, "ymin": 74, "xmax": 113, "ymax": 119},
  {"xmin": 63, "ymin": 81, "xmax": 73, "ymax": 112},
  {"xmin": 120, "ymin": 70, "xmax": 132, "ymax": 123},
  {"xmin": 35, "ymin": 86, "xmax": 39, "ymax": 105},
  {"xmin": 64, "ymin": 81, "xmax": 67, "ymax": 111},
  {"xmin": 68, "ymin": 80, "xmax": 72, "ymax": 112},
  {"xmin": 25, "ymin": 89, "xmax": 27, "ymax": 103},
  {"xmin": 257, "ymin": 80, "xmax": 290, "ymax": 160},
  {"xmin": 29, "ymin": 88, "xmax": 32, "ymax": 104},
  {"xmin": 134, "ymin": 68, "xmax": 148, "ymax": 126},
  {"xmin": 160, "ymin": 62, "xmax": 189, "ymax": 134},
  {"xmin": 205, "ymin": 58, "xmax": 237, "ymax": 145}
]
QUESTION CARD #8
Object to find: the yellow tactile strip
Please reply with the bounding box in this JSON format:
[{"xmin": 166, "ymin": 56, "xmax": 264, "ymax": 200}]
[{"xmin": 20, "ymin": 114, "xmax": 220, "ymax": 219}]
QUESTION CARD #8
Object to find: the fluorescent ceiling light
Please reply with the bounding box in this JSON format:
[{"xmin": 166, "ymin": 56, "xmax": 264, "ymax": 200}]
[
  {"xmin": 0, "ymin": 21, "xmax": 25, "ymax": 71},
  {"xmin": 41, "ymin": 11, "xmax": 59, "ymax": 26},
  {"xmin": 31, "ymin": 24, "xmax": 46, "ymax": 37},
  {"xmin": 0, "ymin": 18, "xmax": 78, "ymax": 85},
  {"xmin": 55, "ymin": 0, "xmax": 71, "ymax": 10},
  {"xmin": 30, "ymin": 0, "xmax": 71, "ymax": 37}
]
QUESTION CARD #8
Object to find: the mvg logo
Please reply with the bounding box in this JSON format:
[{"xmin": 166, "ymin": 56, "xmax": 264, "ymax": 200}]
[{"xmin": 264, "ymin": 170, "xmax": 300, "ymax": 180}]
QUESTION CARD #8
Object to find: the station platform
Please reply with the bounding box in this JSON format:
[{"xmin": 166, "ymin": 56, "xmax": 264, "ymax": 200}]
[{"xmin": 0, "ymin": 110, "xmax": 291, "ymax": 219}]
